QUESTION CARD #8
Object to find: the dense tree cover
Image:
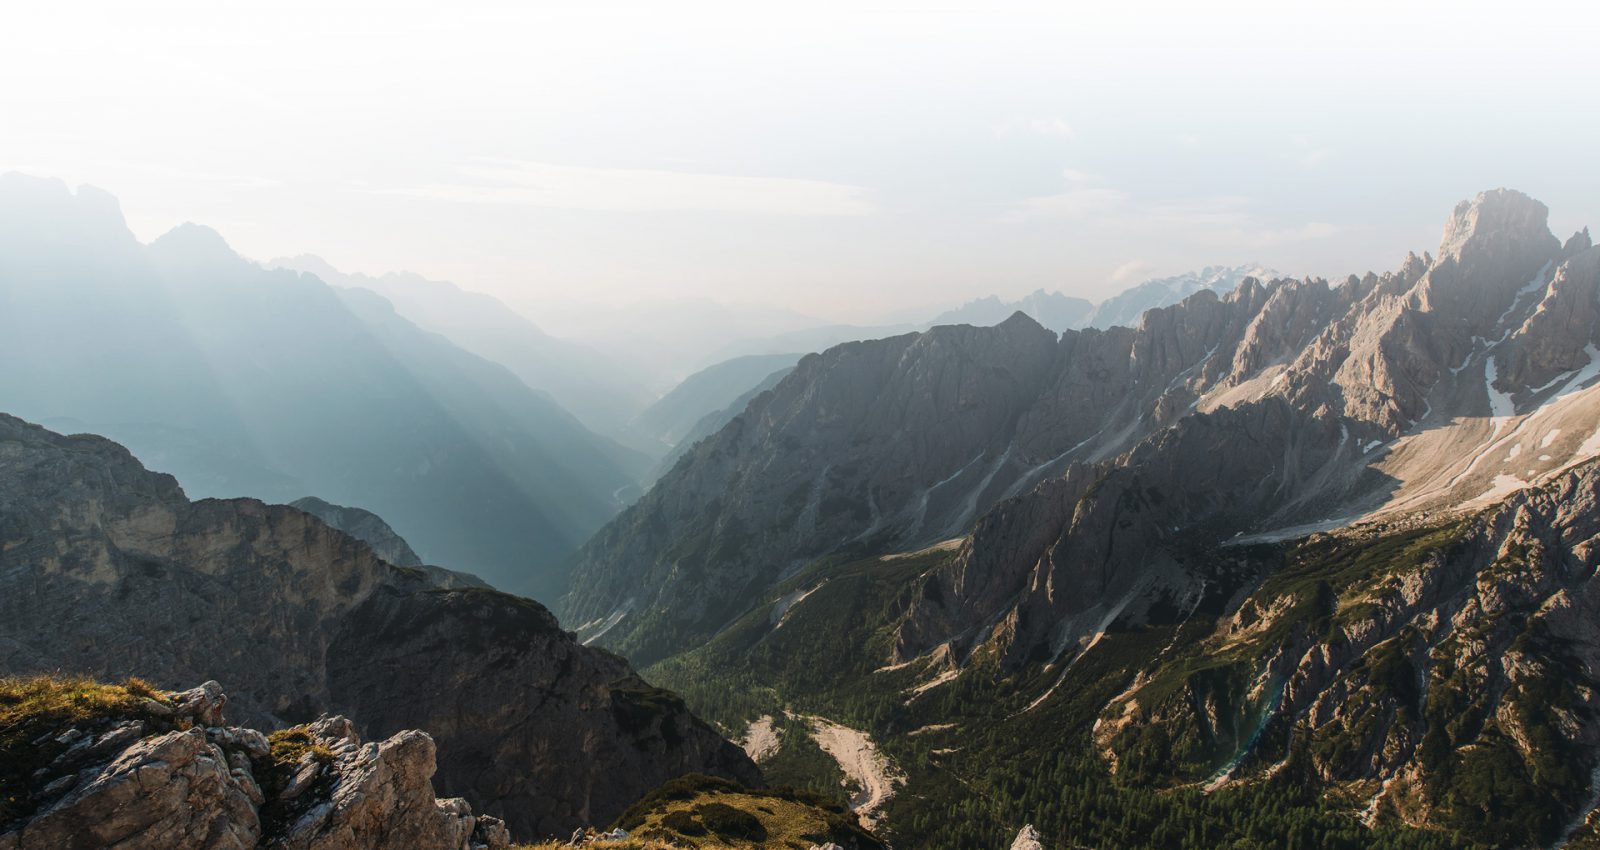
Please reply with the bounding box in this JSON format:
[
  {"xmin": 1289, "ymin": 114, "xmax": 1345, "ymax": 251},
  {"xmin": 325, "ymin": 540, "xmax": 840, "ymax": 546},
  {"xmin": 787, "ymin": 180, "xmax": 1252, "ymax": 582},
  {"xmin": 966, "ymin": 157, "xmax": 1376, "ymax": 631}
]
[{"xmin": 646, "ymin": 528, "xmax": 1587, "ymax": 850}]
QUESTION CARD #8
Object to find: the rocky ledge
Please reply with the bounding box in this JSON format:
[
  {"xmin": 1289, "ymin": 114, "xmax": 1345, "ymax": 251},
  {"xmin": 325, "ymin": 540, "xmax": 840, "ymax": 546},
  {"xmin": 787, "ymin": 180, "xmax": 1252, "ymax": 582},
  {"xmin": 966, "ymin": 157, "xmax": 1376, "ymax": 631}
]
[{"xmin": 0, "ymin": 680, "xmax": 509, "ymax": 850}]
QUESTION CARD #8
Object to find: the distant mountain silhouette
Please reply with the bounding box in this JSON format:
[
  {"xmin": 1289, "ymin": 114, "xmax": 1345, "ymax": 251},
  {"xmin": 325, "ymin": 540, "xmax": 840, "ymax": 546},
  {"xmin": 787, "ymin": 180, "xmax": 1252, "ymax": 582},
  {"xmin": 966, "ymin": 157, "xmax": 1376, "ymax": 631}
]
[{"xmin": 0, "ymin": 173, "xmax": 643, "ymax": 599}]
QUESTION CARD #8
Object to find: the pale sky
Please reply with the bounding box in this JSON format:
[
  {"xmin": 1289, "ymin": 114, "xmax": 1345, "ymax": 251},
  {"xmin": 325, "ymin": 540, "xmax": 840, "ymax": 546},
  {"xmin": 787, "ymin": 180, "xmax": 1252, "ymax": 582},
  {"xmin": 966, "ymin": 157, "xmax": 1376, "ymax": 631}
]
[{"xmin": 3, "ymin": 0, "xmax": 1597, "ymax": 322}]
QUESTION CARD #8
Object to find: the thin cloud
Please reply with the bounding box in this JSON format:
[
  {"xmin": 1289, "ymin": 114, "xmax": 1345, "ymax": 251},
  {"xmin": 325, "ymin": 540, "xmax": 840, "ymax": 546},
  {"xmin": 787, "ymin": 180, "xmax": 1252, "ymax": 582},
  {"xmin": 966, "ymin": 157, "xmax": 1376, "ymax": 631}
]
[
  {"xmin": 994, "ymin": 117, "xmax": 1076, "ymax": 139},
  {"xmin": 378, "ymin": 160, "xmax": 878, "ymax": 217},
  {"xmin": 1110, "ymin": 259, "xmax": 1154, "ymax": 283},
  {"xmin": 1003, "ymin": 186, "xmax": 1129, "ymax": 221},
  {"xmin": 1287, "ymin": 135, "xmax": 1336, "ymax": 166},
  {"xmin": 1004, "ymin": 182, "xmax": 1347, "ymax": 247}
]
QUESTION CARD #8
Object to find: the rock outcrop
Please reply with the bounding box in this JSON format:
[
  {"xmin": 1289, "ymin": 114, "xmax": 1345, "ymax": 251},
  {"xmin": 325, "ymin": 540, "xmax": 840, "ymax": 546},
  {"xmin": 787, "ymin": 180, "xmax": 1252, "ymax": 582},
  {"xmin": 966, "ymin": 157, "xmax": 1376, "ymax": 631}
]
[
  {"xmin": 0, "ymin": 680, "xmax": 510, "ymax": 850},
  {"xmin": 1009, "ymin": 824, "xmax": 1045, "ymax": 850},
  {"xmin": 0, "ymin": 414, "xmax": 759, "ymax": 839}
]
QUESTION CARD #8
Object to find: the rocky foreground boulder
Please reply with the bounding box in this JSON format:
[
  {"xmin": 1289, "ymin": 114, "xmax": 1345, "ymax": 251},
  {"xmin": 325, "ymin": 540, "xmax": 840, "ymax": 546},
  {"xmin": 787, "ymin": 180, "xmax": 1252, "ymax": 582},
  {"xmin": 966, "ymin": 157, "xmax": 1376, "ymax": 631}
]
[{"xmin": 0, "ymin": 679, "xmax": 509, "ymax": 850}]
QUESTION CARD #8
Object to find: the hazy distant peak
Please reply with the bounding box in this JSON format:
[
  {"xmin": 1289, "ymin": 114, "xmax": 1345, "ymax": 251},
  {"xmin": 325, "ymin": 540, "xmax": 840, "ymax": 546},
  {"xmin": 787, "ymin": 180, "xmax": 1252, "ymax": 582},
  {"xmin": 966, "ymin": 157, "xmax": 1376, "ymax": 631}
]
[
  {"xmin": 271, "ymin": 255, "xmax": 477, "ymax": 300},
  {"xmin": 270, "ymin": 253, "xmax": 344, "ymax": 282},
  {"xmin": 152, "ymin": 221, "xmax": 233, "ymax": 253},
  {"xmin": 933, "ymin": 289, "xmax": 1093, "ymax": 333},
  {"xmin": 0, "ymin": 172, "xmax": 134, "ymax": 250},
  {"xmin": 1082, "ymin": 263, "xmax": 1280, "ymax": 330},
  {"xmin": 1438, "ymin": 187, "xmax": 1552, "ymax": 261},
  {"xmin": 1567, "ymin": 227, "xmax": 1594, "ymax": 255},
  {"xmin": 997, "ymin": 309, "xmax": 1048, "ymax": 331},
  {"xmin": 148, "ymin": 222, "xmax": 248, "ymax": 270}
]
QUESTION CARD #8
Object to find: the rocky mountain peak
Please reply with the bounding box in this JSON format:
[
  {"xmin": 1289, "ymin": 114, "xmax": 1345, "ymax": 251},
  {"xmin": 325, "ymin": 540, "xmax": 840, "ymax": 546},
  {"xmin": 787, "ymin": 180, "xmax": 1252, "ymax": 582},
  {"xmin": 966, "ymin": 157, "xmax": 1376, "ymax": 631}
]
[
  {"xmin": 1398, "ymin": 250, "xmax": 1431, "ymax": 281},
  {"xmin": 1567, "ymin": 226, "xmax": 1594, "ymax": 255},
  {"xmin": 0, "ymin": 173, "xmax": 136, "ymax": 257},
  {"xmin": 148, "ymin": 222, "xmax": 249, "ymax": 271},
  {"xmin": 995, "ymin": 309, "xmax": 1052, "ymax": 334},
  {"xmin": 1436, "ymin": 187, "xmax": 1555, "ymax": 262}
]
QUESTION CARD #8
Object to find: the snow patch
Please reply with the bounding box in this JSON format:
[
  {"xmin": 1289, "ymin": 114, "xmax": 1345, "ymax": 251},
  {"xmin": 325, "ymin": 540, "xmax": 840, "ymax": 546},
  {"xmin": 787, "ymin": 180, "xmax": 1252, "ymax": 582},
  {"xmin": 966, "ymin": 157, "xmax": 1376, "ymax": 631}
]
[
  {"xmin": 1485, "ymin": 357, "xmax": 1515, "ymax": 425},
  {"xmin": 1481, "ymin": 473, "xmax": 1529, "ymax": 501},
  {"xmin": 1578, "ymin": 425, "xmax": 1600, "ymax": 460}
]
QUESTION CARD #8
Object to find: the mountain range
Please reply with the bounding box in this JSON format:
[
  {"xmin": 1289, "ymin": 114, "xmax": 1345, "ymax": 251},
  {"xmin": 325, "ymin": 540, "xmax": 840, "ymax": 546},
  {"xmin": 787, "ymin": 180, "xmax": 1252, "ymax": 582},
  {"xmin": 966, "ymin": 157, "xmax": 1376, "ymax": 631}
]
[
  {"xmin": 5, "ymin": 181, "xmax": 1599, "ymax": 850},
  {"xmin": 563, "ymin": 189, "xmax": 1600, "ymax": 849},
  {"xmin": 931, "ymin": 266, "xmax": 1277, "ymax": 333},
  {"xmin": 267, "ymin": 255, "xmax": 657, "ymax": 448},
  {"xmin": 0, "ymin": 173, "xmax": 643, "ymax": 599}
]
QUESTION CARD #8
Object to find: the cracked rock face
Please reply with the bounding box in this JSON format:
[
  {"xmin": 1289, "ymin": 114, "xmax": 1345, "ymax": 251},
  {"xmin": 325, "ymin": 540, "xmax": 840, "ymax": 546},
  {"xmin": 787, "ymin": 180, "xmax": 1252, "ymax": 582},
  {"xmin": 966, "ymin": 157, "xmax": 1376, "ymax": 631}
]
[
  {"xmin": 0, "ymin": 414, "xmax": 758, "ymax": 839},
  {"xmin": 0, "ymin": 682, "xmax": 508, "ymax": 850},
  {"xmin": 267, "ymin": 718, "xmax": 506, "ymax": 850},
  {"xmin": 7, "ymin": 726, "xmax": 262, "ymax": 850}
]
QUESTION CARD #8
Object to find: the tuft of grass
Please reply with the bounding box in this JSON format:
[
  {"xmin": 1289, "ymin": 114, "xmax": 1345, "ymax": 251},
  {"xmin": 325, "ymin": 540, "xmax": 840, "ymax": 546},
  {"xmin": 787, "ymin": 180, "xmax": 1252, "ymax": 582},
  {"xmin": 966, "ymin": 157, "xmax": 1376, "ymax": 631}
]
[
  {"xmin": 265, "ymin": 727, "xmax": 336, "ymax": 771},
  {"xmin": 1, "ymin": 674, "xmax": 173, "ymax": 826},
  {"xmin": 609, "ymin": 774, "xmax": 881, "ymax": 849},
  {"xmin": 257, "ymin": 726, "xmax": 339, "ymax": 838}
]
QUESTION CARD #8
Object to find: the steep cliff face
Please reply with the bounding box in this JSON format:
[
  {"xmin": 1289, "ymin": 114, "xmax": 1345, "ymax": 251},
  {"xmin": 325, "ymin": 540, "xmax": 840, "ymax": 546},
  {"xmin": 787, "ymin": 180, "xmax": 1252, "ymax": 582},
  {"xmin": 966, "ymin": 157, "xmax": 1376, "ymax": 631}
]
[
  {"xmin": 0, "ymin": 414, "xmax": 758, "ymax": 839},
  {"xmin": 566, "ymin": 189, "xmax": 1600, "ymax": 671}
]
